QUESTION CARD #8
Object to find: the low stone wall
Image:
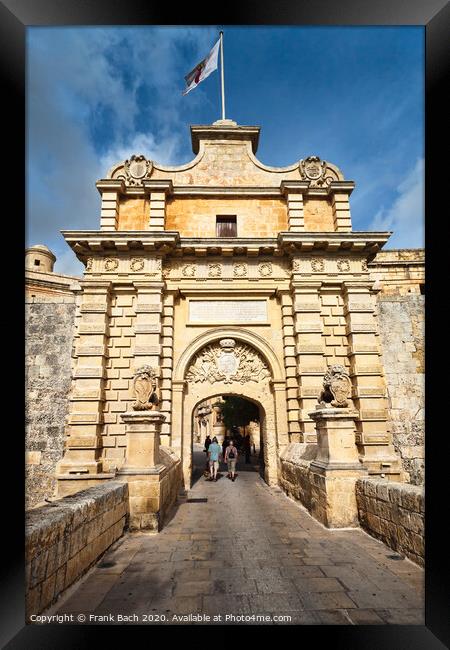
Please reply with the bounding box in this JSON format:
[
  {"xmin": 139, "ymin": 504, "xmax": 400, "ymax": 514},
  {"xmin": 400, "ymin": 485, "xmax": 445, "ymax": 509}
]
[
  {"xmin": 26, "ymin": 481, "xmax": 129, "ymax": 618},
  {"xmin": 356, "ymin": 478, "xmax": 424, "ymax": 566},
  {"xmin": 159, "ymin": 447, "xmax": 183, "ymax": 525},
  {"xmin": 279, "ymin": 443, "xmax": 317, "ymax": 512}
]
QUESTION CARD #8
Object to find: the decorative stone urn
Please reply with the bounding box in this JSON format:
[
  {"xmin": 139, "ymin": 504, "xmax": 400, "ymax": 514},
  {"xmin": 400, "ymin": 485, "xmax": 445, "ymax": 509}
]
[{"xmin": 308, "ymin": 366, "xmax": 368, "ymax": 528}]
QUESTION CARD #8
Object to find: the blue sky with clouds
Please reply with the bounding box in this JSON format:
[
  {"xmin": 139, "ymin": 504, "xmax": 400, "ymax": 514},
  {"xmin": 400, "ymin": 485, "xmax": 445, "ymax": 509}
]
[{"xmin": 26, "ymin": 26, "xmax": 424, "ymax": 275}]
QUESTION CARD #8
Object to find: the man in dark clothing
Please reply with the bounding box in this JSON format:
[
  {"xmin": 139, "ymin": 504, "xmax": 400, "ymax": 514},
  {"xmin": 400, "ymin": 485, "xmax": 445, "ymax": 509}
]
[
  {"xmin": 243, "ymin": 433, "xmax": 251, "ymax": 464},
  {"xmin": 204, "ymin": 435, "xmax": 212, "ymax": 475},
  {"xmin": 222, "ymin": 436, "xmax": 229, "ymax": 458}
]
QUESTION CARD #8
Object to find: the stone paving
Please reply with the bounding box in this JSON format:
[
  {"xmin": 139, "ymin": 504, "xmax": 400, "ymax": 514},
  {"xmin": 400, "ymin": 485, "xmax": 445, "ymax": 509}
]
[{"xmin": 52, "ymin": 446, "xmax": 424, "ymax": 626}]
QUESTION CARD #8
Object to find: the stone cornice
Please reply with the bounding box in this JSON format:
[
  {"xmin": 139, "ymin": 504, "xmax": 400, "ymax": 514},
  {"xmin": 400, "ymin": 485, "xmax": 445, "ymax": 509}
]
[
  {"xmin": 25, "ymin": 276, "xmax": 80, "ymax": 292},
  {"xmin": 61, "ymin": 231, "xmax": 181, "ymax": 258},
  {"xmin": 368, "ymin": 259, "xmax": 425, "ymax": 267},
  {"xmin": 61, "ymin": 230, "xmax": 393, "ymax": 259},
  {"xmin": 278, "ymin": 231, "xmax": 392, "ymax": 254},
  {"xmin": 94, "ymin": 181, "xmax": 356, "ymax": 199}
]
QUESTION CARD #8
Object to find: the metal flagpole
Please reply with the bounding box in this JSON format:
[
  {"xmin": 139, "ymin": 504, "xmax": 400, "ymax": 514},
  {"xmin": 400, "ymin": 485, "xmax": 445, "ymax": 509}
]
[{"xmin": 219, "ymin": 31, "xmax": 226, "ymax": 120}]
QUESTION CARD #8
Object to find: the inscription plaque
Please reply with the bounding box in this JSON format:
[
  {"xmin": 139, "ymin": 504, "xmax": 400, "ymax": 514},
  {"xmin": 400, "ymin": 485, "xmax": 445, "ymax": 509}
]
[{"xmin": 189, "ymin": 300, "xmax": 267, "ymax": 323}]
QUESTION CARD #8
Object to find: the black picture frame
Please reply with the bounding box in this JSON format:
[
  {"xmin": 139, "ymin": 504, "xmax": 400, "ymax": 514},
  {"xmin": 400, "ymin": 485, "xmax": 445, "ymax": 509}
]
[{"xmin": 6, "ymin": 1, "xmax": 449, "ymax": 647}]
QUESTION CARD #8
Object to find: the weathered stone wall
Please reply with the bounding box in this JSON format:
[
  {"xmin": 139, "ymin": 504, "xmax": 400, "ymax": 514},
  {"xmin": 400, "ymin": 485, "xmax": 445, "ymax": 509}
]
[
  {"xmin": 278, "ymin": 443, "xmax": 317, "ymax": 512},
  {"xmin": 369, "ymin": 249, "xmax": 424, "ymax": 296},
  {"xmin": 376, "ymin": 293, "xmax": 425, "ymax": 485},
  {"xmin": 25, "ymin": 300, "xmax": 77, "ymax": 508},
  {"xmin": 25, "ymin": 481, "xmax": 129, "ymax": 618},
  {"xmin": 356, "ymin": 478, "xmax": 424, "ymax": 566}
]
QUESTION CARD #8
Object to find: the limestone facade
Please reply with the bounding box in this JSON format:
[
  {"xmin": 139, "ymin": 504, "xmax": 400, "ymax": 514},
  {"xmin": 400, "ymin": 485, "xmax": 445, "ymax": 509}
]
[{"xmin": 25, "ymin": 119, "xmax": 425, "ymax": 513}]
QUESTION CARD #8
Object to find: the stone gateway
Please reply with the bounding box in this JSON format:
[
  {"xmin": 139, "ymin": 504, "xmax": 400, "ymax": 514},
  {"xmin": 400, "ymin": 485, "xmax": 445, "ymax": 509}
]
[{"xmin": 25, "ymin": 119, "xmax": 424, "ymax": 533}]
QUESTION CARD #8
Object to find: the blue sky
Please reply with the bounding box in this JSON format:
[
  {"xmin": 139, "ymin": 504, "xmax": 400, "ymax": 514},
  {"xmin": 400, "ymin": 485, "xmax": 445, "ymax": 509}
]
[{"xmin": 26, "ymin": 26, "xmax": 424, "ymax": 275}]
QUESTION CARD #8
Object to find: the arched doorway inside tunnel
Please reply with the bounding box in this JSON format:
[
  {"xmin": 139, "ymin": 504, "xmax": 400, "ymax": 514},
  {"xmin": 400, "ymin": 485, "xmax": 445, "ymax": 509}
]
[
  {"xmin": 191, "ymin": 394, "xmax": 266, "ymax": 485},
  {"xmin": 174, "ymin": 329, "xmax": 287, "ymax": 490}
]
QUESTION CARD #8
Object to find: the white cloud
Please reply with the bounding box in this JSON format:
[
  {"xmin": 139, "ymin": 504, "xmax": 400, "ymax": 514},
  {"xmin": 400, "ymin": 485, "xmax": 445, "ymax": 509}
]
[
  {"xmin": 369, "ymin": 157, "xmax": 424, "ymax": 248},
  {"xmin": 27, "ymin": 27, "xmax": 218, "ymax": 275}
]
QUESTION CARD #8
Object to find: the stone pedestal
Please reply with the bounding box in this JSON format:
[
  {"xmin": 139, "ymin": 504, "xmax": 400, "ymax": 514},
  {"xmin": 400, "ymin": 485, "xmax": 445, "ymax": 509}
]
[
  {"xmin": 309, "ymin": 407, "xmax": 368, "ymax": 528},
  {"xmin": 117, "ymin": 410, "xmax": 167, "ymax": 531}
]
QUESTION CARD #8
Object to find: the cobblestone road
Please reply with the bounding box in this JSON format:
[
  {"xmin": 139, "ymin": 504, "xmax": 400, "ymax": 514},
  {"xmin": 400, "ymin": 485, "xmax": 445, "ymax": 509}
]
[{"xmin": 53, "ymin": 446, "xmax": 424, "ymax": 625}]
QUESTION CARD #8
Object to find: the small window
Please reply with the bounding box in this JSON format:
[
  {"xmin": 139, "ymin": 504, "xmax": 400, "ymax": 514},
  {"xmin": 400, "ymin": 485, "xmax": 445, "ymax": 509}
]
[
  {"xmin": 216, "ymin": 215, "xmax": 237, "ymax": 237},
  {"xmin": 34, "ymin": 259, "xmax": 40, "ymax": 266}
]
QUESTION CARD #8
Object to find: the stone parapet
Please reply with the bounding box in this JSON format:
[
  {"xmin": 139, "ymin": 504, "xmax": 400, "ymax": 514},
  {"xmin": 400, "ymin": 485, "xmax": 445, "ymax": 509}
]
[
  {"xmin": 356, "ymin": 478, "xmax": 424, "ymax": 566},
  {"xmin": 25, "ymin": 481, "xmax": 128, "ymax": 618}
]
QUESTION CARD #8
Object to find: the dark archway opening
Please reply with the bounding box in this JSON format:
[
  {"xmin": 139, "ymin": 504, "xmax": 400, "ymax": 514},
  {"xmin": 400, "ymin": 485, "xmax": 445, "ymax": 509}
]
[{"xmin": 191, "ymin": 394, "xmax": 264, "ymax": 485}]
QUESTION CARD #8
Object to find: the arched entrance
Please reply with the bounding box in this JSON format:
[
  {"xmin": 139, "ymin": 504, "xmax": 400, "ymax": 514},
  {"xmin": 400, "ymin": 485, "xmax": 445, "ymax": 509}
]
[
  {"xmin": 191, "ymin": 393, "xmax": 266, "ymax": 484},
  {"xmin": 172, "ymin": 328, "xmax": 288, "ymax": 490}
]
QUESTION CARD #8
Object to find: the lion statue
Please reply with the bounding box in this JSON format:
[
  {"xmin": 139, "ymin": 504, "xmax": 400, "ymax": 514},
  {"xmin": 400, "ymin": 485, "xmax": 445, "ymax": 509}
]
[
  {"xmin": 132, "ymin": 365, "xmax": 160, "ymax": 411},
  {"xmin": 318, "ymin": 364, "xmax": 352, "ymax": 408}
]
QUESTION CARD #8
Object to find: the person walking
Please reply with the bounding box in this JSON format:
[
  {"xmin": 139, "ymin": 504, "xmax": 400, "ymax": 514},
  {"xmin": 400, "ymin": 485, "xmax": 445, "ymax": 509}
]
[
  {"xmin": 207, "ymin": 436, "xmax": 222, "ymax": 482},
  {"xmin": 224, "ymin": 438, "xmax": 238, "ymax": 482},
  {"xmin": 203, "ymin": 434, "xmax": 212, "ymax": 476},
  {"xmin": 243, "ymin": 433, "xmax": 251, "ymax": 464},
  {"xmin": 222, "ymin": 435, "xmax": 229, "ymax": 459}
]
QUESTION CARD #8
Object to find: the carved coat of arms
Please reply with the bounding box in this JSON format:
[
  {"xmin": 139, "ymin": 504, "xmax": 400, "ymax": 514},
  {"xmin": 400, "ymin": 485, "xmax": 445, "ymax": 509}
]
[
  {"xmin": 124, "ymin": 155, "xmax": 153, "ymax": 186},
  {"xmin": 299, "ymin": 156, "xmax": 329, "ymax": 187},
  {"xmin": 186, "ymin": 339, "xmax": 270, "ymax": 385}
]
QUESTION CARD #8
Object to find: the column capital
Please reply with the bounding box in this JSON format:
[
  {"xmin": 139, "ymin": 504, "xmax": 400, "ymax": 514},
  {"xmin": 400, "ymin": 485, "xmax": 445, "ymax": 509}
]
[
  {"xmin": 78, "ymin": 279, "xmax": 113, "ymax": 292},
  {"xmin": 120, "ymin": 410, "xmax": 166, "ymax": 426},
  {"xmin": 142, "ymin": 179, "xmax": 174, "ymax": 196},
  {"xmin": 291, "ymin": 281, "xmax": 323, "ymax": 292},
  {"xmin": 133, "ymin": 281, "xmax": 164, "ymax": 292},
  {"xmin": 309, "ymin": 406, "xmax": 359, "ymax": 422},
  {"xmin": 172, "ymin": 380, "xmax": 187, "ymax": 393},
  {"xmin": 270, "ymin": 379, "xmax": 287, "ymax": 391},
  {"xmin": 327, "ymin": 181, "xmax": 355, "ymax": 196},
  {"xmin": 341, "ymin": 281, "xmax": 373, "ymax": 295},
  {"xmin": 96, "ymin": 179, "xmax": 125, "ymax": 195},
  {"xmin": 280, "ymin": 180, "xmax": 309, "ymax": 196}
]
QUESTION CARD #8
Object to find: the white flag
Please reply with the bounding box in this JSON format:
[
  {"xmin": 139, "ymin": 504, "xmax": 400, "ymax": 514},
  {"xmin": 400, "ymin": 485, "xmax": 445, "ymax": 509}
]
[{"xmin": 182, "ymin": 38, "xmax": 220, "ymax": 96}]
